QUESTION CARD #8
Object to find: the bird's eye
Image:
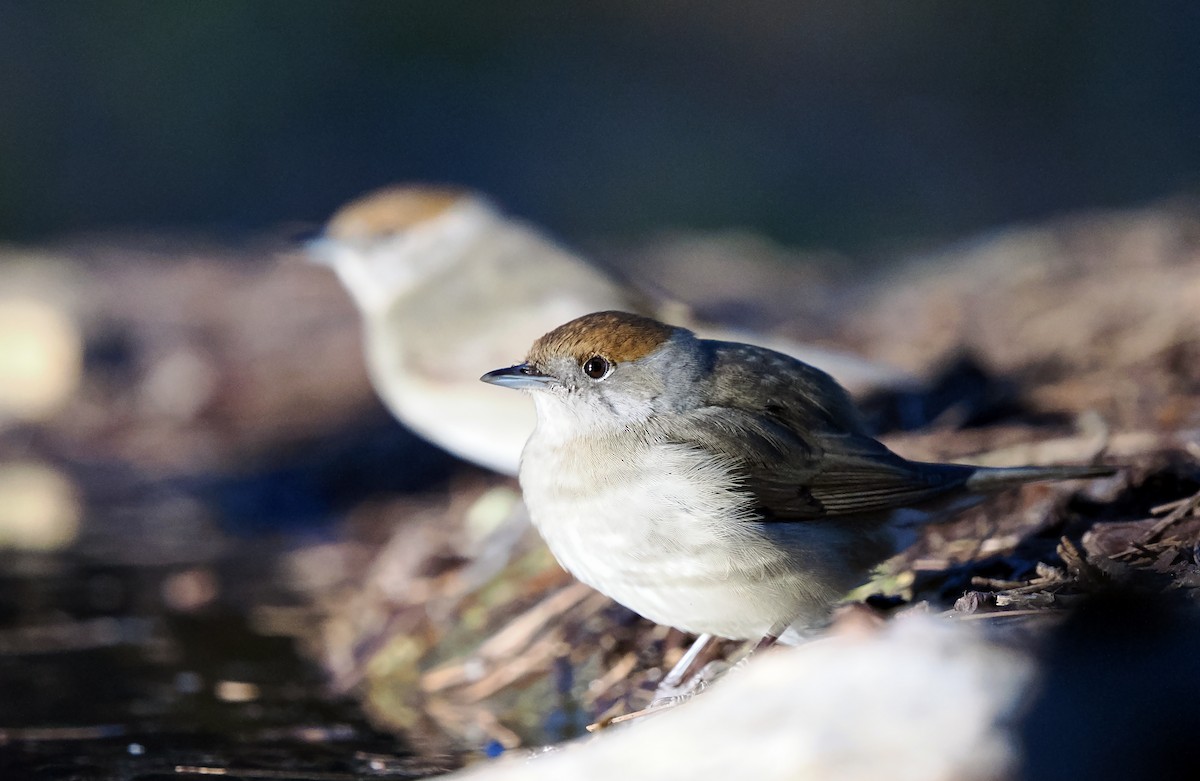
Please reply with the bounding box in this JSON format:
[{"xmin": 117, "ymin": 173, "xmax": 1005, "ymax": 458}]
[{"xmin": 582, "ymin": 356, "xmax": 611, "ymax": 380}]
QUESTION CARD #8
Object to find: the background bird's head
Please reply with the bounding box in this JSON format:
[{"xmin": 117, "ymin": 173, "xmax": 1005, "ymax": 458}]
[{"xmin": 307, "ymin": 184, "xmax": 494, "ymax": 313}]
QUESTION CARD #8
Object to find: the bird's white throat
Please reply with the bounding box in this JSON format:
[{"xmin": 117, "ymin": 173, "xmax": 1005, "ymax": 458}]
[{"xmin": 527, "ymin": 388, "xmax": 655, "ymax": 447}]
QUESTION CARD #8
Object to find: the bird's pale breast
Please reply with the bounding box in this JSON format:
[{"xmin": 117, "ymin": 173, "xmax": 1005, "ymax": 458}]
[{"xmin": 519, "ymin": 433, "xmax": 852, "ymax": 639}]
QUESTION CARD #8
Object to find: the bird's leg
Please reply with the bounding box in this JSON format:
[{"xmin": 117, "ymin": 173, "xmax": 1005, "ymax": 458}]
[
  {"xmin": 649, "ymin": 633, "xmax": 719, "ymax": 706},
  {"xmin": 659, "ymin": 633, "xmax": 713, "ymax": 691},
  {"xmin": 641, "ymin": 626, "xmax": 788, "ymax": 715},
  {"xmin": 648, "ymin": 622, "xmax": 790, "ymax": 708},
  {"xmin": 754, "ymin": 632, "xmax": 780, "ymax": 653}
]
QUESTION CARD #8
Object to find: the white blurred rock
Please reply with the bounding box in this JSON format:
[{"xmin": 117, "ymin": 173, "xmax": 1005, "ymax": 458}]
[
  {"xmin": 0, "ymin": 460, "xmax": 81, "ymax": 551},
  {"xmin": 0, "ymin": 249, "xmax": 85, "ymax": 425},
  {"xmin": 0, "ymin": 297, "xmax": 82, "ymax": 423},
  {"xmin": 453, "ymin": 615, "xmax": 1034, "ymax": 781}
]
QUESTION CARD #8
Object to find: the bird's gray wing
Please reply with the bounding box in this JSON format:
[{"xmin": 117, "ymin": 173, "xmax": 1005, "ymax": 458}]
[
  {"xmin": 662, "ymin": 406, "xmax": 971, "ymax": 521},
  {"xmin": 665, "ymin": 339, "xmax": 976, "ymax": 521},
  {"xmin": 788, "ymin": 430, "xmax": 974, "ymax": 518}
]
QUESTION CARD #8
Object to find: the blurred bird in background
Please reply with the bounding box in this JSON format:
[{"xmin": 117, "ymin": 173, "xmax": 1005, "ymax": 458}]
[{"xmin": 308, "ymin": 185, "xmax": 911, "ymax": 474}]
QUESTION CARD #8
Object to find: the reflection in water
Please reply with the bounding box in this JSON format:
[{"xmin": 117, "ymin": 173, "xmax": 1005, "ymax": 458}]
[{"xmin": 0, "ymin": 553, "xmax": 455, "ymax": 778}]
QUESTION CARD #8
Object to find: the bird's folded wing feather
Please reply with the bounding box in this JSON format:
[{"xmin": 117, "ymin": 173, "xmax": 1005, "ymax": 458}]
[{"xmin": 664, "ymin": 407, "xmax": 973, "ymax": 521}]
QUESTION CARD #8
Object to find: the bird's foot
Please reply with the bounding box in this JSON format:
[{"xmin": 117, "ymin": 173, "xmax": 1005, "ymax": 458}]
[{"xmin": 650, "ymin": 659, "xmax": 730, "ymax": 707}]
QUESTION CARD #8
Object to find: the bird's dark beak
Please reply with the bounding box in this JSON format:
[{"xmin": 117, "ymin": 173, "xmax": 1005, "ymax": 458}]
[{"xmin": 480, "ymin": 363, "xmax": 555, "ymax": 390}]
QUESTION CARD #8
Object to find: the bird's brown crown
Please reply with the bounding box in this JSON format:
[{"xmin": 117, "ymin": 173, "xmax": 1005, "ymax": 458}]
[
  {"xmin": 325, "ymin": 185, "xmax": 468, "ymax": 240},
  {"xmin": 528, "ymin": 311, "xmax": 676, "ymax": 366}
]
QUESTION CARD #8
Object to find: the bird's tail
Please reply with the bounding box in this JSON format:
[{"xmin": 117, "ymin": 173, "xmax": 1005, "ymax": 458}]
[{"xmin": 965, "ymin": 463, "xmax": 1117, "ymax": 492}]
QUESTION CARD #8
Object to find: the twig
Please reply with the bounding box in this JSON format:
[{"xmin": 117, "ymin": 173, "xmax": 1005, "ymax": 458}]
[
  {"xmin": 421, "ymin": 582, "xmax": 593, "ymax": 692},
  {"xmin": 1108, "ymin": 489, "xmax": 1200, "ymax": 559},
  {"xmin": 0, "ymin": 724, "xmax": 126, "ymax": 742},
  {"xmin": 1145, "ymin": 489, "xmax": 1200, "ymax": 543},
  {"xmin": 949, "ymin": 608, "xmax": 1068, "ymax": 621},
  {"xmin": 475, "ymin": 581, "xmax": 594, "ymax": 662},
  {"xmin": 174, "ymin": 767, "xmax": 359, "ymax": 779},
  {"xmin": 584, "ymin": 652, "xmax": 639, "ymax": 706},
  {"xmin": 587, "ymin": 700, "xmax": 679, "ymax": 732},
  {"xmin": 457, "ymin": 635, "xmax": 565, "ymax": 703},
  {"xmin": 1151, "ymin": 497, "xmax": 1193, "ymax": 515}
]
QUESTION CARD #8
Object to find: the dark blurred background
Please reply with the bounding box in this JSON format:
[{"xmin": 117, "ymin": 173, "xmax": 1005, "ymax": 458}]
[{"xmin": 2, "ymin": 1, "xmax": 1198, "ymax": 249}]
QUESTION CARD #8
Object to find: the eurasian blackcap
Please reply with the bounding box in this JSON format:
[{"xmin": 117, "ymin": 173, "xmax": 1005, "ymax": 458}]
[
  {"xmin": 482, "ymin": 311, "xmax": 1114, "ymax": 642},
  {"xmin": 308, "ymin": 185, "xmax": 910, "ymax": 475}
]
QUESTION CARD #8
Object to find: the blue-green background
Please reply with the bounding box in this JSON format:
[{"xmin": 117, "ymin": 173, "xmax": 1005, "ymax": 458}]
[{"xmin": 2, "ymin": 2, "xmax": 1197, "ymax": 249}]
